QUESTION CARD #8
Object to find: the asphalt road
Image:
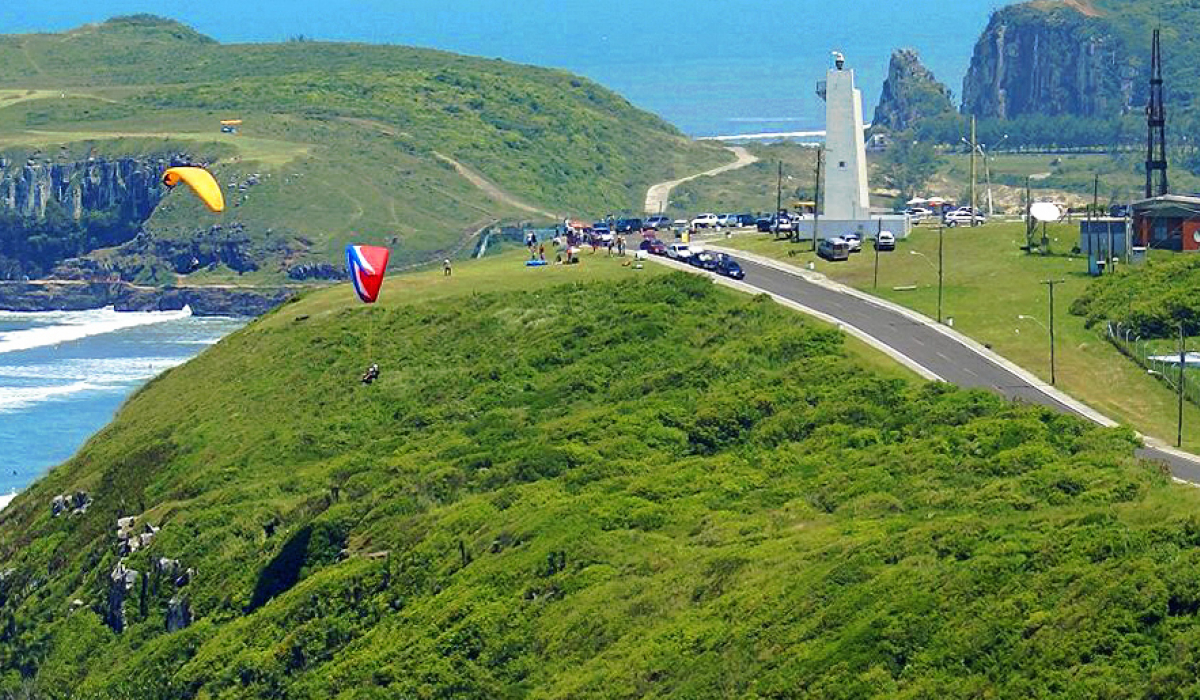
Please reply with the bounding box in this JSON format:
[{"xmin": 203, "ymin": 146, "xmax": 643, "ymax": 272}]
[
  {"xmin": 642, "ymin": 147, "xmax": 758, "ymax": 215},
  {"xmin": 728, "ymin": 255, "xmax": 1200, "ymax": 484}
]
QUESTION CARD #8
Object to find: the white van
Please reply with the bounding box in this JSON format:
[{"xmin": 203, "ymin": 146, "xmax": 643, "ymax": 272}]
[
  {"xmin": 818, "ymin": 237, "xmax": 850, "ymax": 261},
  {"xmin": 667, "ymin": 243, "xmax": 694, "ymax": 260}
]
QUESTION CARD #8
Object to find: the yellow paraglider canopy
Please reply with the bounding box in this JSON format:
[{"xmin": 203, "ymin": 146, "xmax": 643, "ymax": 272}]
[{"xmin": 162, "ymin": 166, "xmax": 224, "ymax": 213}]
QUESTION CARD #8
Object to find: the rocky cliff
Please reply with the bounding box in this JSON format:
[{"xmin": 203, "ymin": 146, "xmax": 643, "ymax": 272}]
[
  {"xmin": 961, "ymin": 2, "xmax": 1132, "ymax": 119},
  {"xmin": 872, "ymin": 49, "xmax": 956, "ymax": 132},
  {"xmin": 0, "ymin": 280, "xmax": 295, "ymax": 316},
  {"xmin": 0, "ymin": 156, "xmax": 167, "ymax": 222}
]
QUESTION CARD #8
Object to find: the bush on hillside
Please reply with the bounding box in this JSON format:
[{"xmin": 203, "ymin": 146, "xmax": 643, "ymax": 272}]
[
  {"xmin": 1, "ymin": 273, "xmax": 1195, "ymax": 699},
  {"xmin": 1071, "ymin": 255, "xmax": 1200, "ymax": 337}
]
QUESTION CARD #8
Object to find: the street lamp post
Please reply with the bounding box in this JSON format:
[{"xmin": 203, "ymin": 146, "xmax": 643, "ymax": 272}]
[
  {"xmin": 1042, "ymin": 279, "xmax": 1065, "ymax": 385},
  {"xmin": 1179, "ymin": 321, "xmax": 1187, "ymax": 448},
  {"xmin": 962, "ymin": 135, "xmax": 1006, "ymax": 220},
  {"xmin": 873, "ymin": 219, "xmax": 881, "ymax": 290},
  {"xmin": 909, "ymin": 226, "xmax": 945, "ymax": 323},
  {"xmin": 960, "ymin": 135, "xmax": 975, "ymax": 225},
  {"xmin": 812, "ymin": 148, "xmax": 823, "ymax": 253},
  {"xmin": 938, "ymin": 224, "xmax": 944, "ymax": 323}
]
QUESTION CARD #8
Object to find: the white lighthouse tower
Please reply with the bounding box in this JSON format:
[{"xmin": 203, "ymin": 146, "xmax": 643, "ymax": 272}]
[{"xmin": 818, "ymin": 51, "xmax": 870, "ymax": 221}]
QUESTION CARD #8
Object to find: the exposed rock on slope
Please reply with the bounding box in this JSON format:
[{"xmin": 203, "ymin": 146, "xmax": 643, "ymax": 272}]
[
  {"xmin": 961, "ymin": 2, "xmax": 1131, "ymax": 119},
  {"xmin": 872, "ymin": 49, "xmax": 956, "ymax": 132},
  {"xmin": 0, "ymin": 157, "xmax": 166, "ymax": 221}
]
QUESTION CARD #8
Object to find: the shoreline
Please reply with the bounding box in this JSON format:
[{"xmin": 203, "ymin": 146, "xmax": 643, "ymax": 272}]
[{"xmin": 0, "ymin": 280, "xmax": 299, "ymax": 317}]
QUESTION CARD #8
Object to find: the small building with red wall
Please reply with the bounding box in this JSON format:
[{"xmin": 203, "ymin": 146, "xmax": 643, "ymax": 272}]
[{"xmin": 1133, "ymin": 195, "xmax": 1200, "ymax": 252}]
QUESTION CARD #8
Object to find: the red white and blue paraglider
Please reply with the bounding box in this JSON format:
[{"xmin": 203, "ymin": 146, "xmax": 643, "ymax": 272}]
[
  {"xmin": 346, "ymin": 244, "xmax": 390, "ymax": 385},
  {"xmin": 346, "ymin": 244, "xmax": 390, "ymax": 304}
]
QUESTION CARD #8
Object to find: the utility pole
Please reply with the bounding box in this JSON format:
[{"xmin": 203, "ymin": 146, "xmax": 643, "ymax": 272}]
[
  {"xmin": 1090, "ymin": 173, "xmax": 1100, "ymax": 272},
  {"xmin": 1025, "ymin": 175, "xmax": 1034, "ymax": 251},
  {"xmin": 776, "ymin": 161, "xmax": 783, "ymax": 216},
  {"xmin": 970, "ymin": 115, "xmax": 978, "ymax": 227},
  {"xmin": 873, "ymin": 219, "xmax": 881, "ymax": 290},
  {"xmin": 938, "ymin": 225, "xmax": 944, "ymax": 324},
  {"xmin": 1179, "ymin": 321, "xmax": 1186, "ymax": 448},
  {"xmin": 1042, "ymin": 279, "xmax": 1065, "ymax": 385},
  {"xmin": 775, "ymin": 160, "xmax": 785, "ymax": 241},
  {"xmin": 812, "ymin": 148, "xmax": 822, "ymax": 253}
]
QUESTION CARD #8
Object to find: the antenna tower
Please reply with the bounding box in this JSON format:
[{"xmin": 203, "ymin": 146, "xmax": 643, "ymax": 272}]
[{"xmin": 1146, "ymin": 28, "xmax": 1168, "ymax": 198}]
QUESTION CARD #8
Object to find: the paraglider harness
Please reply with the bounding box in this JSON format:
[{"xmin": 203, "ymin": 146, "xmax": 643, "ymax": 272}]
[{"xmin": 361, "ymin": 363, "xmax": 380, "ymax": 385}]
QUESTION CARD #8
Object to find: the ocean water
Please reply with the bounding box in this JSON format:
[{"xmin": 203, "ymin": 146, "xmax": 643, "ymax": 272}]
[
  {"xmin": 0, "ymin": 308, "xmax": 245, "ymax": 495},
  {"xmin": 0, "ymin": 0, "xmax": 1011, "ymax": 136}
]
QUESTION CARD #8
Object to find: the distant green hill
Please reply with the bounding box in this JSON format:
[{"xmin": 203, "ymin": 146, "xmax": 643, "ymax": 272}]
[
  {"xmin": 0, "ymin": 251, "xmax": 1196, "ymax": 698},
  {"xmin": 0, "ymin": 16, "xmax": 729, "ymax": 282}
]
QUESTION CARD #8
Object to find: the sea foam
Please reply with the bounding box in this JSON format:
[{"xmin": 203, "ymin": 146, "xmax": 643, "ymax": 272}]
[{"xmin": 0, "ymin": 306, "xmax": 192, "ymax": 355}]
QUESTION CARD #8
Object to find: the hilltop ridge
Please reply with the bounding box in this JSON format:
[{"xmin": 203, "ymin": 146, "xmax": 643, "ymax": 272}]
[
  {"xmin": 0, "ymin": 18, "xmax": 729, "ymax": 286},
  {"xmin": 0, "ymin": 252, "xmax": 1196, "ymax": 697}
]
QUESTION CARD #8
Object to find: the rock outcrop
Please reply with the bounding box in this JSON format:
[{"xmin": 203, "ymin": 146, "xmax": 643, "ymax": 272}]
[
  {"xmin": 0, "ymin": 280, "xmax": 296, "ymax": 316},
  {"xmin": 166, "ymin": 595, "xmax": 192, "ymax": 632},
  {"xmin": 51, "ymin": 491, "xmax": 91, "ymax": 517},
  {"xmin": 961, "ymin": 2, "xmax": 1131, "ymax": 119},
  {"xmin": 872, "ymin": 49, "xmax": 956, "ymax": 132},
  {"xmin": 0, "ymin": 157, "xmax": 167, "ymax": 221},
  {"xmin": 105, "ymin": 562, "xmax": 138, "ymax": 633}
]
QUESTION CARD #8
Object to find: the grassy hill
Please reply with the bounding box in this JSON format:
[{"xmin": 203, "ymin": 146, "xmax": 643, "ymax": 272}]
[
  {"xmin": 1, "ymin": 250, "xmax": 1199, "ymax": 698},
  {"xmin": 0, "ymin": 16, "xmax": 730, "ymax": 281}
]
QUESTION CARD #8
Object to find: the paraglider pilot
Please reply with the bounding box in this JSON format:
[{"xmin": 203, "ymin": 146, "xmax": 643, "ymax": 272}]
[{"xmin": 361, "ymin": 363, "xmax": 380, "ymax": 385}]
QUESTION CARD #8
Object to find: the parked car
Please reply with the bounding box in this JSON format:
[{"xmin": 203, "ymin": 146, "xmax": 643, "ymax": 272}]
[
  {"xmin": 842, "ymin": 233, "xmax": 863, "ymax": 253},
  {"xmin": 615, "ymin": 218, "xmax": 643, "ymax": 233},
  {"xmin": 645, "ymin": 215, "xmax": 671, "ymax": 230},
  {"xmin": 716, "ymin": 213, "xmax": 738, "ymax": 228},
  {"xmin": 717, "ymin": 255, "xmax": 745, "ymax": 280},
  {"xmin": 640, "ymin": 238, "xmax": 667, "ymax": 255},
  {"xmin": 692, "ymin": 213, "xmax": 719, "ymax": 229},
  {"xmin": 818, "ymin": 237, "xmax": 850, "ymax": 261},
  {"xmin": 874, "ymin": 231, "xmax": 896, "ymax": 251},
  {"xmin": 943, "ymin": 207, "xmax": 986, "ymax": 227},
  {"xmin": 692, "ymin": 250, "xmax": 722, "ymax": 271},
  {"xmin": 772, "ymin": 213, "xmax": 795, "ymax": 234},
  {"xmin": 736, "ymin": 213, "xmax": 757, "ymax": 227},
  {"xmin": 1109, "ymin": 204, "xmax": 1130, "ymax": 218},
  {"xmin": 905, "ymin": 207, "xmax": 933, "ymax": 222},
  {"xmin": 756, "ymin": 216, "xmax": 774, "ymax": 232},
  {"xmin": 666, "ymin": 242, "xmax": 694, "ymax": 259}
]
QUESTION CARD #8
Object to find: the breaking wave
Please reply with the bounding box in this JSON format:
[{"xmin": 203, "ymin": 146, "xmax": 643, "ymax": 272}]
[{"xmin": 0, "ymin": 307, "xmax": 192, "ymax": 355}]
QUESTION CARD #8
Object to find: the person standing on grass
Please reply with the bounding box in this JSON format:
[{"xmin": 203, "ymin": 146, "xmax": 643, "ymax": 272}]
[
  {"xmin": 443, "ymin": 258, "xmax": 452, "ymax": 276},
  {"xmin": 539, "ymin": 243, "xmax": 545, "ymax": 261}
]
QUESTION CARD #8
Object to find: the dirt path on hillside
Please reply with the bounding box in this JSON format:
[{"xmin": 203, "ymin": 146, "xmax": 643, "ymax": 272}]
[
  {"xmin": 431, "ymin": 152, "xmax": 557, "ymax": 220},
  {"xmin": 336, "ymin": 117, "xmax": 556, "ymax": 220},
  {"xmin": 643, "ymin": 146, "xmax": 758, "ymax": 215}
]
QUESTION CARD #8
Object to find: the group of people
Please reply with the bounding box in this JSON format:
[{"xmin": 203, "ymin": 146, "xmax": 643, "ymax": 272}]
[{"xmin": 590, "ymin": 235, "xmax": 626, "ymax": 257}]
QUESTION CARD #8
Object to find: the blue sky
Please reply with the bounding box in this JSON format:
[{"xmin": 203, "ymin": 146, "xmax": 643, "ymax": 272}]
[{"xmin": 0, "ymin": 1, "xmax": 1012, "ymax": 135}]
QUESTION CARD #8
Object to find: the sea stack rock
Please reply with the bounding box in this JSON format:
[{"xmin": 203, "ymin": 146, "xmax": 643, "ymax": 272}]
[{"xmin": 872, "ymin": 49, "xmax": 956, "ymax": 132}]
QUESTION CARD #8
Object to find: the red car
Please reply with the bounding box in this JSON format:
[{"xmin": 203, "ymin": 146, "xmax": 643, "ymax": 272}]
[{"xmin": 639, "ymin": 238, "xmax": 667, "ymax": 255}]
